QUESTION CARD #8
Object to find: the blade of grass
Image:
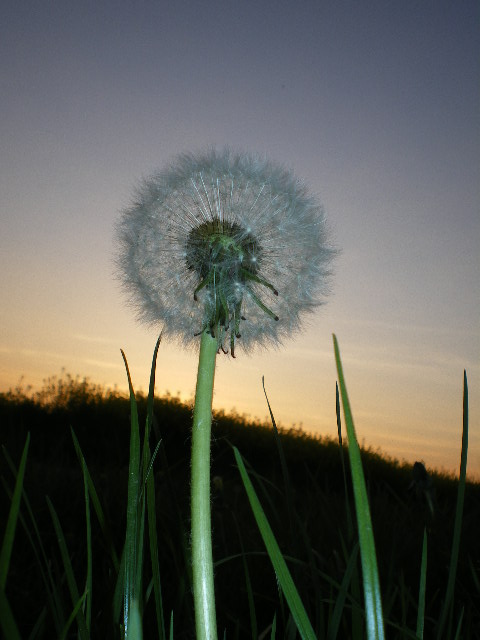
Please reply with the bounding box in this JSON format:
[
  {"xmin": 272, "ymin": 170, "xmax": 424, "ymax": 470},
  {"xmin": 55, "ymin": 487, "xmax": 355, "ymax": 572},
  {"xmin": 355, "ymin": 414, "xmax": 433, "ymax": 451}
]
[
  {"xmin": 58, "ymin": 589, "xmax": 88, "ymax": 640},
  {"xmin": 232, "ymin": 512, "xmax": 258, "ymax": 640},
  {"xmin": 338, "ymin": 532, "xmax": 363, "ymax": 639},
  {"xmin": 332, "ymin": 334, "xmax": 384, "ymax": 640},
  {"xmin": 0, "ymin": 587, "xmax": 22, "ymax": 640},
  {"xmin": 113, "ymin": 544, "xmax": 127, "ymax": 625},
  {"xmin": 336, "ymin": 381, "xmax": 364, "ymax": 638},
  {"xmin": 263, "ymin": 377, "xmax": 319, "ymax": 624},
  {"xmin": 46, "ymin": 496, "xmax": 89, "ymax": 640},
  {"xmin": 126, "ymin": 598, "xmax": 143, "ymax": 640},
  {"xmin": 146, "ymin": 456, "xmax": 165, "ymax": 639},
  {"xmin": 28, "ymin": 606, "xmax": 47, "ymax": 639},
  {"xmin": 233, "ymin": 446, "xmax": 317, "ymax": 640},
  {"xmin": 336, "ymin": 383, "xmax": 353, "ymax": 539},
  {"xmin": 71, "ymin": 428, "xmax": 120, "ymax": 572},
  {"xmin": 0, "ymin": 433, "xmax": 30, "ymax": 589},
  {"xmin": 416, "ymin": 529, "xmax": 427, "ymax": 639},
  {"xmin": 169, "ymin": 611, "xmax": 174, "ymax": 640},
  {"xmin": 155, "ymin": 436, "xmax": 194, "ymax": 620},
  {"xmin": 436, "ymin": 370, "xmax": 468, "ymax": 639},
  {"xmin": 270, "ymin": 613, "xmax": 277, "ymax": 640},
  {"xmin": 452, "ymin": 607, "xmax": 464, "ymax": 640},
  {"xmin": 262, "ymin": 377, "xmax": 297, "ymax": 544},
  {"xmin": 1, "ymin": 447, "xmax": 65, "ymax": 634},
  {"xmin": 120, "ymin": 348, "xmax": 143, "ymax": 637},
  {"xmin": 231, "ymin": 448, "xmax": 282, "ymax": 526},
  {"xmin": 143, "ymin": 335, "xmax": 166, "ymax": 639},
  {"xmin": 135, "ymin": 498, "xmax": 146, "ymax": 609},
  {"xmin": 81, "ymin": 458, "xmax": 92, "ymax": 631},
  {"xmin": 327, "ymin": 542, "xmax": 359, "ymax": 640},
  {"xmin": 143, "ymin": 334, "xmax": 161, "ymax": 449},
  {"xmin": 141, "ymin": 440, "xmax": 161, "ymax": 503}
]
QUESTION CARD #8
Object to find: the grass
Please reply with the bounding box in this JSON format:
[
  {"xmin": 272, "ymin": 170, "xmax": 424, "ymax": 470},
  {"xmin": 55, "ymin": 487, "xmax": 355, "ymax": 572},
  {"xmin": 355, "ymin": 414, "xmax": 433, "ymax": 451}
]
[{"xmin": 0, "ymin": 342, "xmax": 478, "ymax": 639}]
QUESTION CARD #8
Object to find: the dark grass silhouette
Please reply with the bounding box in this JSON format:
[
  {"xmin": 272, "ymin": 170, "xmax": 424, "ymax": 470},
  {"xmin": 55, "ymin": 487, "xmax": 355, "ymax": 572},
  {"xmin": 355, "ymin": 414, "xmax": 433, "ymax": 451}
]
[{"xmin": 1, "ymin": 374, "xmax": 479, "ymax": 638}]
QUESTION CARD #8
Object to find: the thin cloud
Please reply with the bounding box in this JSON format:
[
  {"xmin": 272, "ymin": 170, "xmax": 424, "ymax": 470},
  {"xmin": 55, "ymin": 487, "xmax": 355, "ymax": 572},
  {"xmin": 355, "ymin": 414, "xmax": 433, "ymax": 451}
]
[
  {"xmin": 72, "ymin": 333, "xmax": 118, "ymax": 344},
  {"xmin": 82, "ymin": 358, "xmax": 123, "ymax": 370}
]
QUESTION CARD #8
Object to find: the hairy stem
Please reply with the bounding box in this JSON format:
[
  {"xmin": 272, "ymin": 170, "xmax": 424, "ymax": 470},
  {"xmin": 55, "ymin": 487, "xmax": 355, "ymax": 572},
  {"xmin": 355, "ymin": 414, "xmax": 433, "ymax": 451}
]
[{"xmin": 191, "ymin": 329, "xmax": 218, "ymax": 640}]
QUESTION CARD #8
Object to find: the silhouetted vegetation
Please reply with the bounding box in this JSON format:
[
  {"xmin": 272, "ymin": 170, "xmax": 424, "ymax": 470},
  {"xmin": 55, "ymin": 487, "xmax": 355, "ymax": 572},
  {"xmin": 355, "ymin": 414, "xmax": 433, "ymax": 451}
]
[{"xmin": 1, "ymin": 375, "xmax": 479, "ymax": 638}]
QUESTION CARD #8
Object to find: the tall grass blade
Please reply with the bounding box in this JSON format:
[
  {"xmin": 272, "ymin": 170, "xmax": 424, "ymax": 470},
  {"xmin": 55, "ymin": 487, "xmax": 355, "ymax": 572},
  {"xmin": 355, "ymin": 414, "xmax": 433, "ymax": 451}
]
[
  {"xmin": 232, "ymin": 513, "xmax": 258, "ymax": 640},
  {"xmin": 233, "ymin": 446, "xmax": 317, "ymax": 640},
  {"xmin": 135, "ymin": 498, "xmax": 146, "ymax": 606},
  {"xmin": 28, "ymin": 606, "xmax": 47, "ymax": 639},
  {"xmin": 58, "ymin": 589, "xmax": 88, "ymax": 640},
  {"xmin": 337, "ymin": 527, "xmax": 363, "ymax": 636},
  {"xmin": 262, "ymin": 377, "xmax": 297, "ymax": 543},
  {"xmin": 270, "ymin": 612, "xmax": 277, "ymax": 640},
  {"xmin": 327, "ymin": 542, "xmax": 359, "ymax": 640},
  {"xmin": 416, "ymin": 529, "xmax": 427, "ymax": 639},
  {"xmin": 113, "ymin": 545, "xmax": 127, "ymax": 625},
  {"xmin": 126, "ymin": 598, "xmax": 143, "ymax": 640},
  {"xmin": 0, "ymin": 587, "xmax": 22, "ymax": 640},
  {"xmin": 71, "ymin": 428, "xmax": 120, "ymax": 571},
  {"xmin": 143, "ymin": 336, "xmax": 166, "ymax": 639},
  {"xmin": 1, "ymin": 447, "xmax": 65, "ymax": 634},
  {"xmin": 452, "ymin": 607, "xmax": 464, "ymax": 640},
  {"xmin": 144, "ymin": 334, "xmax": 162, "ymax": 445},
  {"xmin": 121, "ymin": 348, "xmax": 143, "ymax": 637},
  {"xmin": 436, "ymin": 370, "xmax": 468, "ymax": 639},
  {"xmin": 263, "ymin": 376, "xmax": 315, "ymax": 623},
  {"xmin": 46, "ymin": 496, "xmax": 89, "ymax": 640},
  {"xmin": 169, "ymin": 611, "xmax": 174, "ymax": 640},
  {"xmin": 141, "ymin": 440, "xmax": 161, "ymax": 501},
  {"xmin": 336, "ymin": 380, "xmax": 364, "ymax": 635},
  {"xmin": 336, "ymin": 383, "xmax": 353, "ymax": 538},
  {"xmin": 82, "ymin": 458, "xmax": 92, "ymax": 631},
  {"xmin": 146, "ymin": 458, "xmax": 165, "ymax": 639},
  {"xmin": 0, "ymin": 433, "xmax": 30, "ymax": 589},
  {"xmin": 332, "ymin": 334, "xmax": 385, "ymax": 639}
]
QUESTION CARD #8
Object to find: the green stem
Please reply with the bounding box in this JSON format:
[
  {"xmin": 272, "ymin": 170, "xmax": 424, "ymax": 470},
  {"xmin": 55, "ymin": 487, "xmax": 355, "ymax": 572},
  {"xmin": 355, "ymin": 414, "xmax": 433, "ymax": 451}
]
[{"xmin": 191, "ymin": 329, "xmax": 219, "ymax": 640}]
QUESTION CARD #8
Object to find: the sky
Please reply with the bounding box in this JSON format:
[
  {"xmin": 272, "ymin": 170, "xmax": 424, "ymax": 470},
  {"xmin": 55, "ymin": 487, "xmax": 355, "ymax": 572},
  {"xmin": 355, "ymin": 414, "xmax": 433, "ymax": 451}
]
[{"xmin": 1, "ymin": 0, "xmax": 479, "ymax": 479}]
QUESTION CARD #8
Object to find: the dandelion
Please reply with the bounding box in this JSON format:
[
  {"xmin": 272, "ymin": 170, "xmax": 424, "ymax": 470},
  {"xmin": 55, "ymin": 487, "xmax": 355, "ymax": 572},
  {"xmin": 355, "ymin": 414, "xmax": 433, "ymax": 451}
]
[
  {"xmin": 116, "ymin": 147, "xmax": 336, "ymax": 640},
  {"xmin": 116, "ymin": 147, "xmax": 335, "ymax": 356}
]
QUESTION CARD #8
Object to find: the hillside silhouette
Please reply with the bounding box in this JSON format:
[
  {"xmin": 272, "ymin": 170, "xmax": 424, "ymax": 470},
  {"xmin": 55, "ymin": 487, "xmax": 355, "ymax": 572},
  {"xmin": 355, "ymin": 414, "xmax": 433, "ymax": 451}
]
[{"xmin": 1, "ymin": 373, "xmax": 479, "ymax": 638}]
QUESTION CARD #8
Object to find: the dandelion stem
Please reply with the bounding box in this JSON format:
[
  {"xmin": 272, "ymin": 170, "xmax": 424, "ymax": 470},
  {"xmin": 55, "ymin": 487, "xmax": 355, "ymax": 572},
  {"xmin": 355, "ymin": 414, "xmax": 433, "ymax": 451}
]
[{"xmin": 191, "ymin": 328, "xmax": 218, "ymax": 640}]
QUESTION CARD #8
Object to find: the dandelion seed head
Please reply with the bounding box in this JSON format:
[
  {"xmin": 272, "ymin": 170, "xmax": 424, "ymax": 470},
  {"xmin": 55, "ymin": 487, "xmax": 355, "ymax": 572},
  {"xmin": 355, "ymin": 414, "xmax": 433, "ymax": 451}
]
[{"xmin": 116, "ymin": 147, "xmax": 337, "ymax": 354}]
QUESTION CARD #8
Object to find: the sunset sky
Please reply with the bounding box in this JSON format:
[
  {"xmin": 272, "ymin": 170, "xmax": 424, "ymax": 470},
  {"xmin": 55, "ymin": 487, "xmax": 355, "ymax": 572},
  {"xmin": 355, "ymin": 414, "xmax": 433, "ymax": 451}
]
[{"xmin": 1, "ymin": 1, "xmax": 478, "ymax": 479}]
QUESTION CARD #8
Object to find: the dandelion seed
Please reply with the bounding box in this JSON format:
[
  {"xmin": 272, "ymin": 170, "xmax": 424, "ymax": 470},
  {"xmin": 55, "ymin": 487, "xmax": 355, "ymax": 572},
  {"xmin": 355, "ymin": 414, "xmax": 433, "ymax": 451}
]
[{"xmin": 116, "ymin": 147, "xmax": 336, "ymax": 356}]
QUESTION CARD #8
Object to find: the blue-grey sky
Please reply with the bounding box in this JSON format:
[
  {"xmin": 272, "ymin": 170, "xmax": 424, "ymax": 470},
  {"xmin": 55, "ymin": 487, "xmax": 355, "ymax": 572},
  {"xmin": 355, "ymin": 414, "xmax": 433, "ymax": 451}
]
[{"xmin": 1, "ymin": 1, "xmax": 479, "ymax": 478}]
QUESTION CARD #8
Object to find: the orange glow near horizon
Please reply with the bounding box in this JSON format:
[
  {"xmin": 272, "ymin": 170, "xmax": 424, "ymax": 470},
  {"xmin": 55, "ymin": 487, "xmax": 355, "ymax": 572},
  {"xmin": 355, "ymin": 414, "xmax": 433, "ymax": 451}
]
[{"xmin": 1, "ymin": 325, "xmax": 477, "ymax": 483}]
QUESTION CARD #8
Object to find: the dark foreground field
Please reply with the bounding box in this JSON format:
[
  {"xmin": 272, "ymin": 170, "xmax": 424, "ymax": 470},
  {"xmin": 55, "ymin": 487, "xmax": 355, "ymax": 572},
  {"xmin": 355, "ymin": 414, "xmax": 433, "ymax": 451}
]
[{"xmin": 1, "ymin": 376, "xmax": 479, "ymax": 638}]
